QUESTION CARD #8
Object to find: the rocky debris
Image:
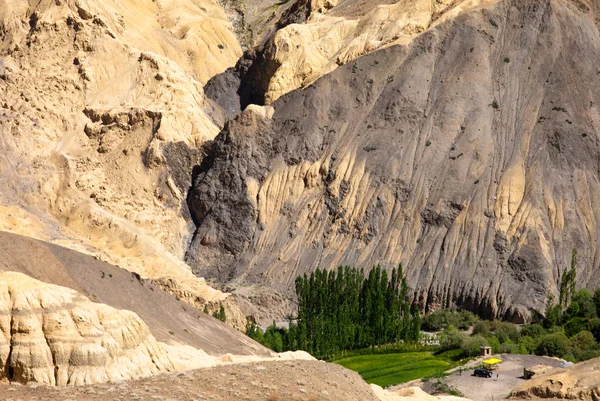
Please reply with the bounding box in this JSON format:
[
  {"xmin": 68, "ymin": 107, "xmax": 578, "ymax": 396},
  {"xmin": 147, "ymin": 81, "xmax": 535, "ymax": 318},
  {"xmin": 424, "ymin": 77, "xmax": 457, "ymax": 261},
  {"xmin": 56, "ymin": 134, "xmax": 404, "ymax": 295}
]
[
  {"xmin": 232, "ymin": 286, "xmax": 296, "ymax": 326},
  {"xmin": 218, "ymin": 0, "xmax": 315, "ymax": 50},
  {"xmin": 187, "ymin": 0, "xmax": 600, "ymax": 322},
  {"xmin": 0, "ymin": 360, "xmax": 381, "ymax": 400},
  {"xmin": 152, "ymin": 276, "xmax": 248, "ymax": 332},
  {"xmin": 510, "ymin": 357, "xmax": 600, "ymax": 401},
  {"xmin": 0, "ymin": 271, "xmax": 174, "ymax": 385}
]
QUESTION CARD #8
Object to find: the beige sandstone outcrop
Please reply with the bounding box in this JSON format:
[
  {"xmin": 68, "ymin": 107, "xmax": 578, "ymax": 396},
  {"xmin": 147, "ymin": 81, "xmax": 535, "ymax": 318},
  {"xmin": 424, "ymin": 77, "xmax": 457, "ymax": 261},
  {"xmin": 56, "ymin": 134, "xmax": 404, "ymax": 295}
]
[
  {"xmin": 0, "ymin": 231, "xmax": 270, "ymax": 353},
  {"xmin": 0, "ymin": 271, "xmax": 174, "ymax": 385},
  {"xmin": 0, "ymin": 0, "xmax": 234, "ymax": 267},
  {"xmin": 209, "ymin": 0, "xmax": 508, "ymax": 112},
  {"xmin": 217, "ymin": 0, "xmax": 503, "ymax": 107},
  {"xmin": 0, "ymin": 271, "xmax": 316, "ymax": 386},
  {"xmin": 511, "ymin": 357, "xmax": 600, "ymax": 400},
  {"xmin": 258, "ymin": 0, "xmax": 500, "ymax": 104}
]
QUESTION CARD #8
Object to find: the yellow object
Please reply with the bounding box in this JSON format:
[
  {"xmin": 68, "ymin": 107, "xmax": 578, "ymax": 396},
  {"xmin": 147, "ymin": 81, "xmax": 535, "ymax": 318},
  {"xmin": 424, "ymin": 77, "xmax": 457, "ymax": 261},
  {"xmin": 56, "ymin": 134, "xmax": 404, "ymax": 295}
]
[{"xmin": 483, "ymin": 358, "xmax": 503, "ymax": 365}]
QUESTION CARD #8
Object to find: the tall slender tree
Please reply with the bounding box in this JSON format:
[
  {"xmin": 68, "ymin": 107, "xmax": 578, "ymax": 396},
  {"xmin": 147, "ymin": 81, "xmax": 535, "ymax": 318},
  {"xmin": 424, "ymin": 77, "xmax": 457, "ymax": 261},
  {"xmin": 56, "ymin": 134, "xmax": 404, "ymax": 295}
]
[{"xmin": 293, "ymin": 264, "xmax": 419, "ymax": 357}]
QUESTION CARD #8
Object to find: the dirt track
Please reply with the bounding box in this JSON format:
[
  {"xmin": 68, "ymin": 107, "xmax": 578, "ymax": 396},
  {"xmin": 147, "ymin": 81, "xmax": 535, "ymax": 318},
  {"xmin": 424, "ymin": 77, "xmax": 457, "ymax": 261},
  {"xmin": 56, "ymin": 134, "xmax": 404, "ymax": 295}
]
[{"xmin": 442, "ymin": 354, "xmax": 565, "ymax": 401}]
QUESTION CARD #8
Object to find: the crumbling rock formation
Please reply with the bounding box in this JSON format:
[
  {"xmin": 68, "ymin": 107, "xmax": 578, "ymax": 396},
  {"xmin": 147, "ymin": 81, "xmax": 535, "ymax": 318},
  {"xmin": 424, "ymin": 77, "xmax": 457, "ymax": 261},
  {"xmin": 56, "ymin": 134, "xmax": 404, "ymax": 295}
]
[
  {"xmin": 0, "ymin": 272, "xmax": 173, "ymax": 385},
  {"xmin": 188, "ymin": 0, "xmax": 600, "ymax": 322},
  {"xmin": 209, "ymin": 0, "xmax": 505, "ymax": 109},
  {"xmin": 152, "ymin": 276, "xmax": 247, "ymax": 331},
  {"xmin": 0, "ymin": 231, "xmax": 263, "ymax": 344}
]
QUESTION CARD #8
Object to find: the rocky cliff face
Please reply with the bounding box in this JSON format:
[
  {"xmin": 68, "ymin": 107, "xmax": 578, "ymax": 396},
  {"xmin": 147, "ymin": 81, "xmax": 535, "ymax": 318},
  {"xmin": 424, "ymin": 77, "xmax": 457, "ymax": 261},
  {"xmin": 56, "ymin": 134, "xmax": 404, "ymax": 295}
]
[
  {"xmin": 0, "ymin": 0, "xmax": 238, "ymax": 274},
  {"xmin": 188, "ymin": 0, "xmax": 600, "ymax": 322}
]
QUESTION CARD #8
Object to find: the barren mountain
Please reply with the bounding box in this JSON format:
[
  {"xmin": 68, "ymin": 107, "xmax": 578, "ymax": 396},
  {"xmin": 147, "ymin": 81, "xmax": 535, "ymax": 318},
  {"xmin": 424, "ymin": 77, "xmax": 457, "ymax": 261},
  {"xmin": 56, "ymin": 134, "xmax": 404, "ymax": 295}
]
[
  {"xmin": 188, "ymin": 0, "xmax": 600, "ymax": 322},
  {"xmin": 0, "ymin": 0, "xmax": 250, "ymax": 326},
  {"xmin": 244, "ymin": 0, "xmax": 501, "ymax": 104},
  {"xmin": 4, "ymin": 0, "xmax": 600, "ymax": 396}
]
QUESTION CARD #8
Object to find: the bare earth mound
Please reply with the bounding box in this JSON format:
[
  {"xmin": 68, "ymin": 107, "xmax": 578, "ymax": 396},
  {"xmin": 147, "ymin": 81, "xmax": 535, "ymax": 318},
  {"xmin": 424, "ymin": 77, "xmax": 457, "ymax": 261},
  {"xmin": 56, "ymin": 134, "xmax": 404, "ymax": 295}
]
[{"xmin": 510, "ymin": 356, "xmax": 600, "ymax": 401}]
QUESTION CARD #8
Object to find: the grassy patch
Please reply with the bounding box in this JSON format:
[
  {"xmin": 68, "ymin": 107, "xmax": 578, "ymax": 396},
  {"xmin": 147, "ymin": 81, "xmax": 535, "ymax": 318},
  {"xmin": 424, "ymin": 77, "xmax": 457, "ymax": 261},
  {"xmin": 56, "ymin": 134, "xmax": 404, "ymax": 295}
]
[{"xmin": 334, "ymin": 350, "xmax": 464, "ymax": 388}]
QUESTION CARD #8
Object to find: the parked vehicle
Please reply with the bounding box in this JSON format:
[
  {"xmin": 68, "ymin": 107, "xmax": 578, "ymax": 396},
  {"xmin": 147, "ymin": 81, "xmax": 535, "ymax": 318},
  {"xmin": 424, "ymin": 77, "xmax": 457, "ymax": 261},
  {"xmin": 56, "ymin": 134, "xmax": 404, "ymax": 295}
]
[{"xmin": 473, "ymin": 368, "xmax": 493, "ymax": 378}]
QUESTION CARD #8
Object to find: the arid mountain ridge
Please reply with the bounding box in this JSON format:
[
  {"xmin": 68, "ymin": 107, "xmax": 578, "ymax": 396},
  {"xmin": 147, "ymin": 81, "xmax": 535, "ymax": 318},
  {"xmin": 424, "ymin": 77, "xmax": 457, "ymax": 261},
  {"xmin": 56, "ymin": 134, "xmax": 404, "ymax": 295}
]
[
  {"xmin": 3, "ymin": 0, "xmax": 600, "ymax": 397},
  {"xmin": 188, "ymin": 0, "xmax": 600, "ymax": 322},
  {"xmin": 2, "ymin": 0, "xmax": 600, "ymax": 327}
]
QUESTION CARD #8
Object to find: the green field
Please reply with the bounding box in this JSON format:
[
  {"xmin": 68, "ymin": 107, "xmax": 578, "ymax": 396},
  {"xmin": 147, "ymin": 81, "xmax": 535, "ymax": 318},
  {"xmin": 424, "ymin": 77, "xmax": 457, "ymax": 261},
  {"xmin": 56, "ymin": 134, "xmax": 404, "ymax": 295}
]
[{"xmin": 334, "ymin": 350, "xmax": 463, "ymax": 388}]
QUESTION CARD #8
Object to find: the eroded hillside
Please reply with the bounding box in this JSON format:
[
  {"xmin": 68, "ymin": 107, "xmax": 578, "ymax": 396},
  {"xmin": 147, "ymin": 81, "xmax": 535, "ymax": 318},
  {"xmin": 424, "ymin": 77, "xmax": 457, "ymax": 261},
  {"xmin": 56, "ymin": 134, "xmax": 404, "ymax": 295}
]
[
  {"xmin": 3, "ymin": 0, "xmax": 600, "ymax": 327},
  {"xmin": 0, "ymin": 0, "xmax": 247, "ymax": 324},
  {"xmin": 188, "ymin": 0, "xmax": 600, "ymax": 322},
  {"xmin": 0, "ymin": 231, "xmax": 264, "ymax": 349}
]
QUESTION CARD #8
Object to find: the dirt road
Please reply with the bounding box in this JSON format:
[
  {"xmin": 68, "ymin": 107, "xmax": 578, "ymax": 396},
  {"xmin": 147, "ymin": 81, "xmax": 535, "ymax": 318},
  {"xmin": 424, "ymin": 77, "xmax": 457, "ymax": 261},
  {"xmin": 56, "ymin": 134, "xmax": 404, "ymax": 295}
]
[{"xmin": 443, "ymin": 354, "xmax": 564, "ymax": 401}]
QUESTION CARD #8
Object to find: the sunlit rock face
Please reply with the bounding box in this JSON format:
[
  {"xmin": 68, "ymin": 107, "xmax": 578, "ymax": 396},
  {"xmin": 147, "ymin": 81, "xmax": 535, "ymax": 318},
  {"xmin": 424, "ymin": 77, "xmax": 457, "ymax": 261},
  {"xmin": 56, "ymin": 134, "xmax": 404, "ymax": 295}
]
[
  {"xmin": 0, "ymin": 272, "xmax": 173, "ymax": 385},
  {"xmin": 188, "ymin": 0, "xmax": 600, "ymax": 323}
]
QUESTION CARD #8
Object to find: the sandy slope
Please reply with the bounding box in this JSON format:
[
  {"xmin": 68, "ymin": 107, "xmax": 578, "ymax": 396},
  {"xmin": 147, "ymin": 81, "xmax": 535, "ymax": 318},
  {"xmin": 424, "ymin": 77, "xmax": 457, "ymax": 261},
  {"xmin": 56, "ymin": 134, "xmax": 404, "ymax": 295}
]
[
  {"xmin": 258, "ymin": 0, "xmax": 501, "ymax": 103},
  {"xmin": 0, "ymin": 231, "xmax": 264, "ymax": 355},
  {"xmin": 510, "ymin": 356, "xmax": 600, "ymax": 401}
]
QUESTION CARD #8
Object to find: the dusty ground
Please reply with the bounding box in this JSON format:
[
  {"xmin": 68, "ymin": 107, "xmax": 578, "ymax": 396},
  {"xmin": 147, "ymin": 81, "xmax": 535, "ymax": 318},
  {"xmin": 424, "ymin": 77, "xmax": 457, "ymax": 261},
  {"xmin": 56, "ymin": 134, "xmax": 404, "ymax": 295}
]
[
  {"xmin": 440, "ymin": 355, "xmax": 564, "ymax": 401},
  {"xmin": 0, "ymin": 360, "xmax": 380, "ymax": 401},
  {"xmin": 0, "ymin": 231, "xmax": 268, "ymax": 357}
]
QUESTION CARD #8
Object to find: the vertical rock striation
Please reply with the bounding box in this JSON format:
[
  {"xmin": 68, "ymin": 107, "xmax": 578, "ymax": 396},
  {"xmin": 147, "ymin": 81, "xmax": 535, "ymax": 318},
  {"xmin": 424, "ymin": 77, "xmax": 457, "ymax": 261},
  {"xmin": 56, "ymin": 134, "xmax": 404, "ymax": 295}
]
[{"xmin": 188, "ymin": 0, "xmax": 600, "ymax": 322}]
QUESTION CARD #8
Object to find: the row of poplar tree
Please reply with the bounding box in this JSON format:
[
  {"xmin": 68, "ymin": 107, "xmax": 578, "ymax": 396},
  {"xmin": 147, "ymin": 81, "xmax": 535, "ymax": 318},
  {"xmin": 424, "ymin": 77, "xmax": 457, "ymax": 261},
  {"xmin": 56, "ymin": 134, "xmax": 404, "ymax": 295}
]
[{"xmin": 247, "ymin": 265, "xmax": 421, "ymax": 358}]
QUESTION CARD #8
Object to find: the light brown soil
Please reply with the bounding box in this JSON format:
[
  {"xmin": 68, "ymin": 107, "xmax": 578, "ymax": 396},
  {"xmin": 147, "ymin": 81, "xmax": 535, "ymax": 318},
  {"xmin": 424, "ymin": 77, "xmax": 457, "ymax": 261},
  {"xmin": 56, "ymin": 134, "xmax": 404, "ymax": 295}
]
[
  {"xmin": 510, "ymin": 356, "xmax": 600, "ymax": 401},
  {"xmin": 0, "ymin": 360, "xmax": 380, "ymax": 401}
]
